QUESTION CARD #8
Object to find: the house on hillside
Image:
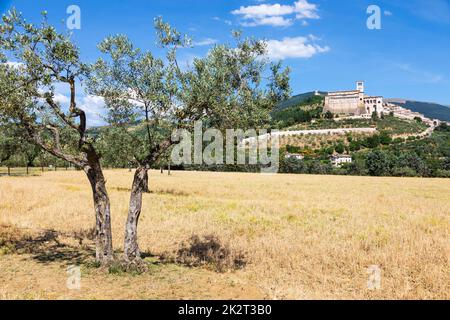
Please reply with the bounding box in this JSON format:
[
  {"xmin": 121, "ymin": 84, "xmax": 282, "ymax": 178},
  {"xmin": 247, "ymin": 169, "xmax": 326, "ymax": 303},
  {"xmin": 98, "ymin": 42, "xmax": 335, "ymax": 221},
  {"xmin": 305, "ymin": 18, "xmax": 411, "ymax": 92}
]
[
  {"xmin": 330, "ymin": 154, "xmax": 352, "ymax": 167},
  {"xmin": 285, "ymin": 153, "xmax": 304, "ymax": 161}
]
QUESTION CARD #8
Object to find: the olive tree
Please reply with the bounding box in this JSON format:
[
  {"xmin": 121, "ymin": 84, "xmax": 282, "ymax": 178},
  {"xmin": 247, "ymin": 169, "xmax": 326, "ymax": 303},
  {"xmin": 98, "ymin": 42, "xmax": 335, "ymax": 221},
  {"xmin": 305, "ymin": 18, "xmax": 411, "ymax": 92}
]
[
  {"xmin": 96, "ymin": 126, "xmax": 137, "ymax": 169},
  {"xmin": 89, "ymin": 18, "xmax": 290, "ymax": 263},
  {"xmin": 0, "ymin": 9, "xmax": 114, "ymax": 264},
  {"xmin": 0, "ymin": 124, "xmax": 22, "ymax": 164}
]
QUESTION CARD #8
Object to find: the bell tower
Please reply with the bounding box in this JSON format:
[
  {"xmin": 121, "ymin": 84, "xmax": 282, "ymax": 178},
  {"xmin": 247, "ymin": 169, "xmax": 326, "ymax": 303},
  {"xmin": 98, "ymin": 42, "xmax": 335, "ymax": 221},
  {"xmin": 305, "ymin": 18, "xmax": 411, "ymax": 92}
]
[{"xmin": 356, "ymin": 81, "xmax": 364, "ymax": 93}]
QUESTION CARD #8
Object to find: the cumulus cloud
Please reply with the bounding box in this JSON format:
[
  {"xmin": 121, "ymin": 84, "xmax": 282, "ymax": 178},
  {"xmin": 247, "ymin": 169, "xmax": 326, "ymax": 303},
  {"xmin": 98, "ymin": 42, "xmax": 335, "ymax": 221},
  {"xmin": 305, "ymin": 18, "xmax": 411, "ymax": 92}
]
[
  {"xmin": 242, "ymin": 16, "xmax": 293, "ymax": 27},
  {"xmin": 232, "ymin": 0, "xmax": 319, "ymax": 27},
  {"xmin": 232, "ymin": 3, "xmax": 294, "ymax": 18},
  {"xmin": 265, "ymin": 36, "xmax": 329, "ymax": 60},
  {"xmin": 53, "ymin": 93, "xmax": 70, "ymax": 105},
  {"xmin": 78, "ymin": 95, "xmax": 107, "ymax": 127},
  {"xmin": 294, "ymin": 0, "xmax": 319, "ymax": 19}
]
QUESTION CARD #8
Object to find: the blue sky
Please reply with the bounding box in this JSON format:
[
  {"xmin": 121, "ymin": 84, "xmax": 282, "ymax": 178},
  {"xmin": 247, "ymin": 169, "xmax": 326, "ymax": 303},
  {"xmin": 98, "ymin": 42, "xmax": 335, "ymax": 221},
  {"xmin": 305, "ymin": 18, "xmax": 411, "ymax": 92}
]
[{"xmin": 2, "ymin": 0, "xmax": 450, "ymax": 124}]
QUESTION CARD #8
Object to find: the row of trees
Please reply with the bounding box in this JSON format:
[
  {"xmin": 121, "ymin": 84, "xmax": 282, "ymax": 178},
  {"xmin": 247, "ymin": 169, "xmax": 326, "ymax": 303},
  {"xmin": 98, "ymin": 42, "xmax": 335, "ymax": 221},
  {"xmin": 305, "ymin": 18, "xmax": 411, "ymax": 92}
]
[
  {"xmin": 0, "ymin": 124, "xmax": 40, "ymax": 166},
  {"xmin": 281, "ymin": 150, "xmax": 449, "ymax": 178},
  {"xmin": 0, "ymin": 9, "xmax": 290, "ymax": 266}
]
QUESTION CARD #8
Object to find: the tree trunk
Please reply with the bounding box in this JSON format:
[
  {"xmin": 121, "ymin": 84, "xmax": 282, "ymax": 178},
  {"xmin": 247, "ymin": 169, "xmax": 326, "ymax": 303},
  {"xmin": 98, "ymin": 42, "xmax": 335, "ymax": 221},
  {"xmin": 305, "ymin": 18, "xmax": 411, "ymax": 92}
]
[
  {"xmin": 124, "ymin": 165, "xmax": 148, "ymax": 263},
  {"xmin": 84, "ymin": 161, "xmax": 114, "ymax": 265},
  {"xmin": 142, "ymin": 169, "xmax": 150, "ymax": 193}
]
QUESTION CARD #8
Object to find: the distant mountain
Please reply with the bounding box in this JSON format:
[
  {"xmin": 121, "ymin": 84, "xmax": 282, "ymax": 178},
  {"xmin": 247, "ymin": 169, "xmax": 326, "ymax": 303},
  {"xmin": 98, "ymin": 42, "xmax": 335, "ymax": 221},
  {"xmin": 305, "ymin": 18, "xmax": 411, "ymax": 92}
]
[
  {"xmin": 386, "ymin": 99, "xmax": 450, "ymax": 122},
  {"xmin": 276, "ymin": 91, "xmax": 327, "ymax": 111}
]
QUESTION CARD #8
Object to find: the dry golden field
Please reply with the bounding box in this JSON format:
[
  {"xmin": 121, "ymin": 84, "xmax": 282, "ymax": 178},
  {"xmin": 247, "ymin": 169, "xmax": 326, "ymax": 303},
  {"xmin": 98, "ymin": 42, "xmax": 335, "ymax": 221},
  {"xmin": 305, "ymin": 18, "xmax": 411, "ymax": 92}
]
[{"xmin": 0, "ymin": 170, "xmax": 449, "ymax": 300}]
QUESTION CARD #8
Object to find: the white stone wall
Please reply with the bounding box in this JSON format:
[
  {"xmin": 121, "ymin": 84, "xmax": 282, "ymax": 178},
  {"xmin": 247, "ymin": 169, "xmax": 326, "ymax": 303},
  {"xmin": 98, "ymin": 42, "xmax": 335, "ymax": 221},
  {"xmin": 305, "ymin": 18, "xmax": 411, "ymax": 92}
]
[{"xmin": 364, "ymin": 97, "xmax": 384, "ymax": 116}]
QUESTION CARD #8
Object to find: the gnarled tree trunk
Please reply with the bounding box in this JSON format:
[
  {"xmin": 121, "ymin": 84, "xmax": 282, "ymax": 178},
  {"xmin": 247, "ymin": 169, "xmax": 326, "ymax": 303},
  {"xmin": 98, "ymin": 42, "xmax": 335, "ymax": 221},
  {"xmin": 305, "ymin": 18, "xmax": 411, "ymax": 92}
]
[
  {"xmin": 124, "ymin": 165, "xmax": 148, "ymax": 262},
  {"xmin": 84, "ymin": 159, "xmax": 114, "ymax": 265}
]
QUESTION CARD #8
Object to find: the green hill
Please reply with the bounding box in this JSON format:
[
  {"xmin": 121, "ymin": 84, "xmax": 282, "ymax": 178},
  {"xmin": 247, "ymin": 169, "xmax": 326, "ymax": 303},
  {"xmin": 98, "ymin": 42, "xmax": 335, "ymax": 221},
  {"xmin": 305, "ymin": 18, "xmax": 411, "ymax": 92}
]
[
  {"xmin": 276, "ymin": 91, "xmax": 327, "ymax": 111},
  {"xmin": 386, "ymin": 99, "xmax": 450, "ymax": 122}
]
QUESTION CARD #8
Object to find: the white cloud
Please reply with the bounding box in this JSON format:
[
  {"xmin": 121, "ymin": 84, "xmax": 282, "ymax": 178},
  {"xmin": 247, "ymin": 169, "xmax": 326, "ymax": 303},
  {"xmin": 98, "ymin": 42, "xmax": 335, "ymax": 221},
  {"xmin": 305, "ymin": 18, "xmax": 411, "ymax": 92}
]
[
  {"xmin": 294, "ymin": 0, "xmax": 319, "ymax": 19},
  {"xmin": 53, "ymin": 93, "xmax": 70, "ymax": 105},
  {"xmin": 242, "ymin": 16, "xmax": 293, "ymax": 27},
  {"xmin": 193, "ymin": 38, "xmax": 218, "ymax": 46},
  {"xmin": 4, "ymin": 61, "xmax": 24, "ymax": 68},
  {"xmin": 232, "ymin": 0, "xmax": 319, "ymax": 27},
  {"xmin": 78, "ymin": 95, "xmax": 106, "ymax": 127},
  {"xmin": 266, "ymin": 36, "xmax": 329, "ymax": 60},
  {"xmin": 232, "ymin": 3, "xmax": 294, "ymax": 18},
  {"xmin": 36, "ymin": 92, "xmax": 105, "ymax": 127}
]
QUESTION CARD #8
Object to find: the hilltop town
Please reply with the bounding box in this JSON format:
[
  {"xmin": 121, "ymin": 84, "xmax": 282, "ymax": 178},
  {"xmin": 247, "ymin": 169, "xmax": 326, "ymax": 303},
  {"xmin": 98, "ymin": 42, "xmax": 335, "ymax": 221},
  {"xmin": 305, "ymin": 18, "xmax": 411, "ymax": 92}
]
[
  {"xmin": 249, "ymin": 81, "xmax": 450, "ymax": 176},
  {"xmin": 322, "ymin": 81, "xmax": 445, "ymax": 128}
]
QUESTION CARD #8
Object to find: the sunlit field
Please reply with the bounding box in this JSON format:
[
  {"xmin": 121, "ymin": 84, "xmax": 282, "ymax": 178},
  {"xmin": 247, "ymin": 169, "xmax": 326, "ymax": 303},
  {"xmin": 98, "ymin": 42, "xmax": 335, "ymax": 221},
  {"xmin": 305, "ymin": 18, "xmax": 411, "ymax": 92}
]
[{"xmin": 0, "ymin": 170, "xmax": 449, "ymax": 299}]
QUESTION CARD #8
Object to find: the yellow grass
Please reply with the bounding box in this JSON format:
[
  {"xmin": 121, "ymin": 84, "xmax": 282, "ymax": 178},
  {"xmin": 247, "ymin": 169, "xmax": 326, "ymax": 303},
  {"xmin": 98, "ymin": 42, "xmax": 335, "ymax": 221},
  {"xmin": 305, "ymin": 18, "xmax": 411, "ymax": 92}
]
[{"xmin": 0, "ymin": 170, "xmax": 449, "ymax": 299}]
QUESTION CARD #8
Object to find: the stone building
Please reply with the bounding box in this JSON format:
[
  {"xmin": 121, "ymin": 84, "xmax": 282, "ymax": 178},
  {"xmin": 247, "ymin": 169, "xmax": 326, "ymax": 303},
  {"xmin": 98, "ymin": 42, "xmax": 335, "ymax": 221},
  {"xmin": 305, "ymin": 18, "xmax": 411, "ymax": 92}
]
[
  {"xmin": 324, "ymin": 81, "xmax": 384, "ymax": 117},
  {"xmin": 363, "ymin": 96, "xmax": 384, "ymax": 116}
]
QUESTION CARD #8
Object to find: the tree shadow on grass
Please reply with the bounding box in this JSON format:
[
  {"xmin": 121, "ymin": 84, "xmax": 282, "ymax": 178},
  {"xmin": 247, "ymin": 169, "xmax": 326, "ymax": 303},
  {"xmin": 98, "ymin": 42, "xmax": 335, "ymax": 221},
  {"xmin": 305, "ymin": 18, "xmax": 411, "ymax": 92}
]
[
  {"xmin": 1, "ymin": 226, "xmax": 248, "ymax": 274},
  {"xmin": 0, "ymin": 225, "xmax": 96, "ymax": 266},
  {"xmin": 159, "ymin": 234, "xmax": 247, "ymax": 273}
]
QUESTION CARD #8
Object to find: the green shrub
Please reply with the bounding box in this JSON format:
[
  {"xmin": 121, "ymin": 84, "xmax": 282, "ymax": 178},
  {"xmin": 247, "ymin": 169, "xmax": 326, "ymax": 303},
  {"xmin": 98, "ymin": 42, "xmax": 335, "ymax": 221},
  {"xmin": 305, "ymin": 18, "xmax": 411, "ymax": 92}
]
[{"xmin": 436, "ymin": 169, "xmax": 450, "ymax": 178}]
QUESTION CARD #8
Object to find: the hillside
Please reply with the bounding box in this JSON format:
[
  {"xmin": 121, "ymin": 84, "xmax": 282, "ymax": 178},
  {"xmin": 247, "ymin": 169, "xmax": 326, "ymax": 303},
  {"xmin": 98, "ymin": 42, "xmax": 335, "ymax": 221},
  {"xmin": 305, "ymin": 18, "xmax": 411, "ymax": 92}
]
[
  {"xmin": 386, "ymin": 99, "xmax": 450, "ymax": 122},
  {"xmin": 278, "ymin": 92, "xmax": 450, "ymax": 122},
  {"xmin": 276, "ymin": 91, "xmax": 327, "ymax": 111},
  {"xmin": 270, "ymin": 92, "xmax": 450, "ymax": 178}
]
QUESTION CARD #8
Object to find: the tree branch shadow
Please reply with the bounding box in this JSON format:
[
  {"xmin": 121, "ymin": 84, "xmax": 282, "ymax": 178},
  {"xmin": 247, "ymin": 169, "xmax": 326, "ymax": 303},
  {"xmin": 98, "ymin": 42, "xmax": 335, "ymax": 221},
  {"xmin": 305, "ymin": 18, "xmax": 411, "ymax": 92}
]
[{"xmin": 0, "ymin": 225, "xmax": 96, "ymax": 266}]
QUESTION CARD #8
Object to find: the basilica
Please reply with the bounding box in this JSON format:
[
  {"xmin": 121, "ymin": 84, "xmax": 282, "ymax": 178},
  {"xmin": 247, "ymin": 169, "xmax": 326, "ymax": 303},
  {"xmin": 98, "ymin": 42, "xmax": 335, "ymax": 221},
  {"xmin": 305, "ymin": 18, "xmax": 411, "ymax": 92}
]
[{"xmin": 323, "ymin": 81, "xmax": 384, "ymax": 117}]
